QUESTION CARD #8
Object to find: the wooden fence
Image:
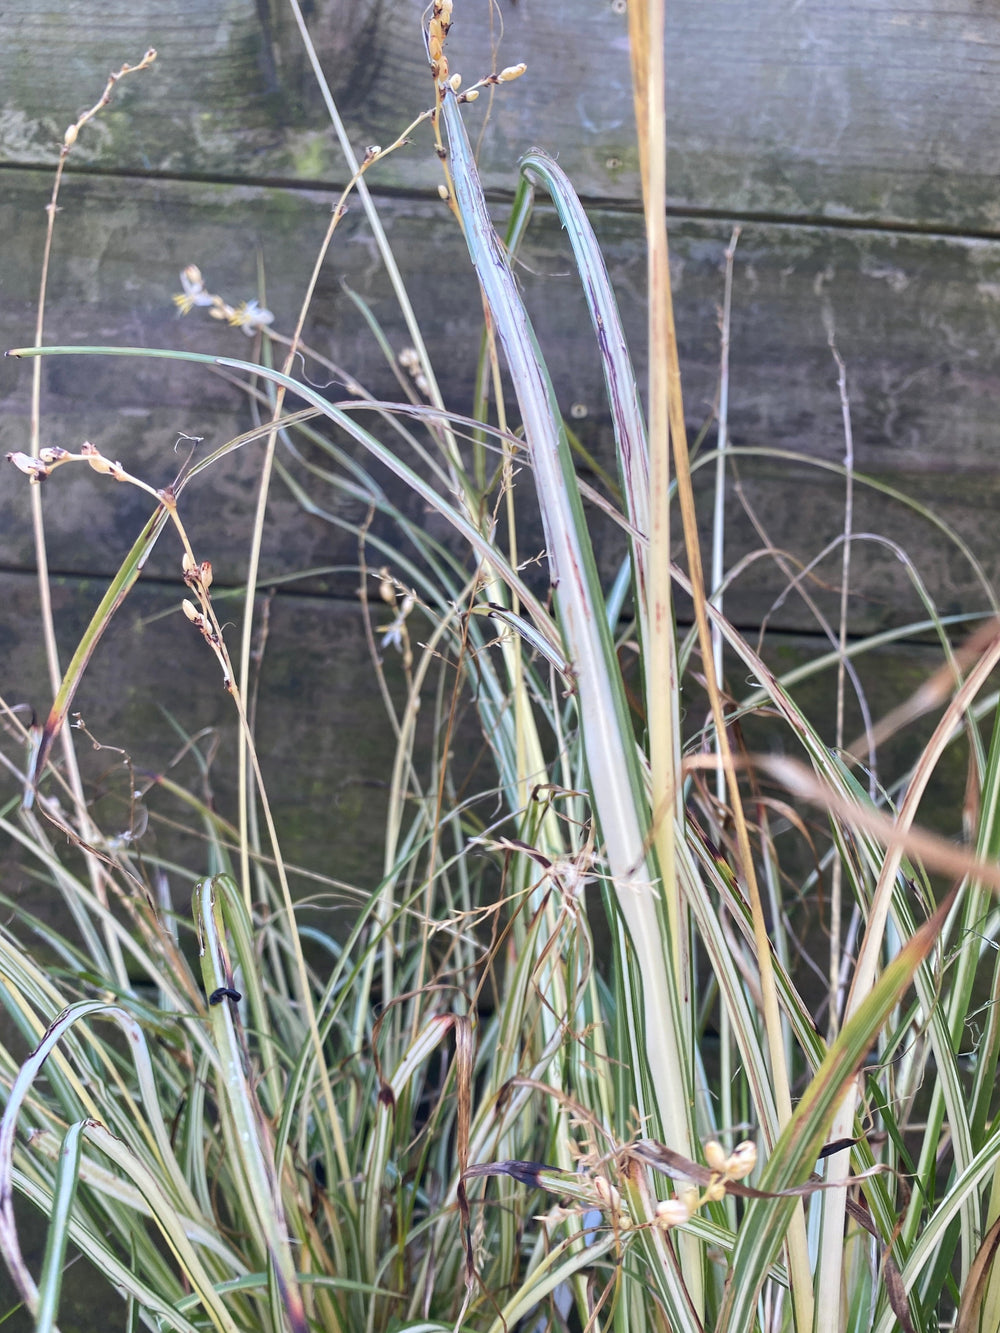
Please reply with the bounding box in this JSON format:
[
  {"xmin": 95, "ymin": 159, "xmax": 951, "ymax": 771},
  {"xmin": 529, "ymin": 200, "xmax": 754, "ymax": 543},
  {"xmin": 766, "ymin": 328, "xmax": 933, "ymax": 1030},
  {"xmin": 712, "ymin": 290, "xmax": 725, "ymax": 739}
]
[{"xmin": 2, "ymin": 0, "xmax": 998, "ymax": 894}]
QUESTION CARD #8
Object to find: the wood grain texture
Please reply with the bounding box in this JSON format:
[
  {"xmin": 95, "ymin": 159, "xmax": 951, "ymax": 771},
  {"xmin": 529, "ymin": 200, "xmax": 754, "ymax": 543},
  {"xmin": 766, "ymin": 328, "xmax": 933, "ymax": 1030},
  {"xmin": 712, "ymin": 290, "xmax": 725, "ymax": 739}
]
[
  {"xmin": 3, "ymin": 168, "xmax": 999, "ymax": 635},
  {"xmin": 4, "ymin": 1, "xmax": 1000, "ymax": 230},
  {"xmin": 0, "ymin": 571, "xmax": 467, "ymax": 891},
  {"xmin": 0, "ymin": 563, "xmax": 968, "ymax": 922}
]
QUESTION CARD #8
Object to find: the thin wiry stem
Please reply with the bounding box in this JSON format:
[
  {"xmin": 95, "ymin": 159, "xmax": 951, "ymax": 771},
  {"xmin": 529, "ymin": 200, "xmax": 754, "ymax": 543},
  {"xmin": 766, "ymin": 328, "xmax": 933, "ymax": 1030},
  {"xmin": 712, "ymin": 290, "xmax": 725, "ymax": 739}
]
[{"xmin": 24, "ymin": 50, "xmax": 156, "ymax": 992}]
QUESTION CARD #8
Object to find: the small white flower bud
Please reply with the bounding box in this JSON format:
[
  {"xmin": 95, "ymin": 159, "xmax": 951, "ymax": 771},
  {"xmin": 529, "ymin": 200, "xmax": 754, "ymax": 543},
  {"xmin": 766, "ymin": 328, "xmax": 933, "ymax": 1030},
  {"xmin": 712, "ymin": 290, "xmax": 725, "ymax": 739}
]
[
  {"xmin": 498, "ymin": 62, "xmax": 527, "ymax": 82},
  {"xmin": 80, "ymin": 443, "xmax": 116, "ymax": 475},
  {"xmin": 593, "ymin": 1176, "xmax": 622, "ymax": 1212},
  {"xmin": 654, "ymin": 1198, "xmax": 691, "ymax": 1229},
  {"xmin": 704, "ymin": 1140, "xmax": 727, "ymax": 1172},
  {"xmin": 726, "ymin": 1141, "xmax": 757, "ymax": 1180}
]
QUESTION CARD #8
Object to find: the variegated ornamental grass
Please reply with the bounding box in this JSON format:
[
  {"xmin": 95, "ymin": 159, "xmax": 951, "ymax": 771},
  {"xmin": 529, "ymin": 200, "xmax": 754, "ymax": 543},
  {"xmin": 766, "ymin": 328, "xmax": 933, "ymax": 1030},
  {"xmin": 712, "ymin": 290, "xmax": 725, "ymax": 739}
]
[{"xmin": 4, "ymin": 3, "xmax": 1000, "ymax": 1332}]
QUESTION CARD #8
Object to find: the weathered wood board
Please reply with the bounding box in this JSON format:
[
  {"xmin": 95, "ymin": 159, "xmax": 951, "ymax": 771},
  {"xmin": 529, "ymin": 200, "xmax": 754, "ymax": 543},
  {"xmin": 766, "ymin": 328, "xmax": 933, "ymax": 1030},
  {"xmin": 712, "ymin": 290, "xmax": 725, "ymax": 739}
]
[
  {"xmin": 0, "ymin": 570, "xmax": 469, "ymax": 896},
  {"xmin": 3, "ymin": 167, "xmax": 1000, "ymax": 638},
  {"xmin": 0, "ymin": 554, "xmax": 971, "ymax": 909},
  {"xmin": 3, "ymin": 0, "xmax": 1000, "ymax": 921},
  {"xmin": 5, "ymin": 0, "xmax": 1000, "ymax": 232}
]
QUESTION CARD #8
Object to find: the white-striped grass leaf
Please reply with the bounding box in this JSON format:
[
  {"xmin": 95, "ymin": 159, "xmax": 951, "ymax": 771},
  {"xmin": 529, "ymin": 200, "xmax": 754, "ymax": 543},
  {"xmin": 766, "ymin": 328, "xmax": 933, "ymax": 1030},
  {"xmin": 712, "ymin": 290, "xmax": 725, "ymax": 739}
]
[
  {"xmin": 0, "ymin": 999, "xmax": 202, "ymax": 1217},
  {"xmin": 26, "ymin": 1127, "xmax": 247, "ymax": 1269},
  {"xmin": 12, "ymin": 1167, "xmax": 205, "ymax": 1333},
  {"xmin": 193, "ymin": 873, "xmax": 285, "ymax": 1118},
  {"xmin": 0, "ymin": 999, "xmax": 236, "ymax": 1330},
  {"xmin": 33, "ymin": 1118, "xmax": 84, "ymax": 1333},
  {"xmin": 439, "ymin": 82, "xmax": 695, "ymax": 1171},
  {"xmin": 482, "ymin": 1231, "xmax": 619, "ymax": 1333},
  {"xmin": 80, "ymin": 1121, "xmax": 244, "ymax": 1333},
  {"xmin": 515, "ymin": 149, "xmax": 651, "ymax": 646},
  {"xmin": 718, "ymin": 891, "xmax": 955, "ymax": 1333},
  {"xmin": 955, "ymin": 693, "xmax": 1000, "ymax": 1333},
  {"xmin": 871, "ymin": 1120, "xmax": 1000, "ymax": 1333},
  {"xmin": 194, "ymin": 877, "xmax": 308, "ymax": 1333}
]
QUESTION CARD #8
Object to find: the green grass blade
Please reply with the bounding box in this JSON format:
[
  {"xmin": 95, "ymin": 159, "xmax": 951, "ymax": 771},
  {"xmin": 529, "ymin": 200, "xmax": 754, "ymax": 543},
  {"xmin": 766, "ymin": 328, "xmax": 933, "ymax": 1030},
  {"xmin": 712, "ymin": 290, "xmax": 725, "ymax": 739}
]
[
  {"xmin": 25, "ymin": 503, "xmax": 171, "ymax": 801},
  {"xmin": 34, "ymin": 1118, "xmax": 85, "ymax": 1333},
  {"xmin": 717, "ymin": 887, "xmax": 956, "ymax": 1333},
  {"xmin": 194, "ymin": 876, "xmax": 308, "ymax": 1333}
]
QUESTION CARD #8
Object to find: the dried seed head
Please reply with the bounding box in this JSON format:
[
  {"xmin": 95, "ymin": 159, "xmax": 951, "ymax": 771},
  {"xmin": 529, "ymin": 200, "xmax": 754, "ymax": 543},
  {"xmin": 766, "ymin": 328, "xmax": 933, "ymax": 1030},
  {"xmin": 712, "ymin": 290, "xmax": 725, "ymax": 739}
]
[
  {"xmin": 498, "ymin": 62, "xmax": 527, "ymax": 82},
  {"xmin": 183, "ymin": 555, "xmax": 213, "ymax": 591},
  {"xmin": 80, "ymin": 442, "xmax": 122, "ymax": 476},
  {"xmin": 87, "ymin": 452, "xmax": 120, "ymax": 478},
  {"xmin": 6, "ymin": 451, "xmax": 49, "ymax": 480}
]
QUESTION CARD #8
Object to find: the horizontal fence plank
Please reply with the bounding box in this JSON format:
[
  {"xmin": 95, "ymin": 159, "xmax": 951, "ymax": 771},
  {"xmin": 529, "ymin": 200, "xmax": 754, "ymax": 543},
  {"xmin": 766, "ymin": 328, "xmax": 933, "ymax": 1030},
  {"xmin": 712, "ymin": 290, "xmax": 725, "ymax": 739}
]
[
  {"xmin": 0, "ymin": 572, "xmax": 459, "ymax": 896},
  {"xmin": 1, "ymin": 568, "xmax": 971, "ymax": 950},
  {"xmin": 4, "ymin": 1, "xmax": 1000, "ymax": 231},
  {"xmin": 2, "ymin": 169, "xmax": 1000, "ymax": 636}
]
